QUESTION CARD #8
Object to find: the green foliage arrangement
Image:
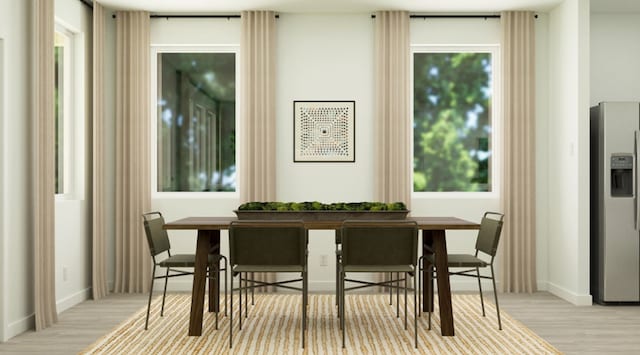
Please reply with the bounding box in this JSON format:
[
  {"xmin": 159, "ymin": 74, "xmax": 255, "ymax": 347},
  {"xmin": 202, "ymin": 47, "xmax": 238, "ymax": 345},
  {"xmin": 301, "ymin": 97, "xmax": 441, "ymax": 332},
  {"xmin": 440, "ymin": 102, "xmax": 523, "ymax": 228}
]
[{"xmin": 237, "ymin": 201, "xmax": 407, "ymax": 212}]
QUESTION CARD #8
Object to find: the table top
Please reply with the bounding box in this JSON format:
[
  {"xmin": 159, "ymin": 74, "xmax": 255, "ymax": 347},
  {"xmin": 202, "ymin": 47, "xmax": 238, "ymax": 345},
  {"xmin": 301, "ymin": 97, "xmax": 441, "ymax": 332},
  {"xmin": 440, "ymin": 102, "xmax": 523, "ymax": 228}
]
[{"xmin": 164, "ymin": 216, "xmax": 480, "ymax": 231}]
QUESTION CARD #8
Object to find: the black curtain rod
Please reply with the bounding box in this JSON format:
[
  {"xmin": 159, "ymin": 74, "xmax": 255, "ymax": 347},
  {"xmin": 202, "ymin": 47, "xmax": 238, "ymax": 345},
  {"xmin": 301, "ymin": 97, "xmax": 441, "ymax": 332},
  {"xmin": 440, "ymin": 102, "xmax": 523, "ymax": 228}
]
[
  {"xmin": 79, "ymin": 0, "xmax": 93, "ymax": 9},
  {"xmin": 371, "ymin": 13, "xmax": 538, "ymax": 19},
  {"xmin": 112, "ymin": 14, "xmax": 280, "ymax": 19}
]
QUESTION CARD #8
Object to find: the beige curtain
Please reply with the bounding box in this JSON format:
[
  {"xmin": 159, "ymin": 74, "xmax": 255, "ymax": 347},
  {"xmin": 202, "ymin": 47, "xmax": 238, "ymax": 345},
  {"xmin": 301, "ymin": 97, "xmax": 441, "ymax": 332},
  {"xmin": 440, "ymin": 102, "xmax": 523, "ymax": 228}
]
[
  {"xmin": 500, "ymin": 11, "xmax": 537, "ymax": 293},
  {"xmin": 374, "ymin": 11, "xmax": 411, "ymax": 289},
  {"xmin": 374, "ymin": 11, "xmax": 411, "ymax": 209},
  {"xmin": 240, "ymin": 11, "xmax": 277, "ymax": 290},
  {"xmin": 33, "ymin": 0, "xmax": 57, "ymax": 330},
  {"xmin": 113, "ymin": 11, "xmax": 152, "ymax": 293},
  {"xmin": 92, "ymin": 1, "xmax": 108, "ymax": 300}
]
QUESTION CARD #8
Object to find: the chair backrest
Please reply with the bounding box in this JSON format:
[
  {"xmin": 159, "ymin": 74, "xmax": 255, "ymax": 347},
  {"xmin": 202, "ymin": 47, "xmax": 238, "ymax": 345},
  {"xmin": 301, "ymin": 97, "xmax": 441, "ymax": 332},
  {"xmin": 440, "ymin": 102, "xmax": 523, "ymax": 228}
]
[
  {"xmin": 142, "ymin": 211, "xmax": 171, "ymax": 257},
  {"xmin": 229, "ymin": 220, "xmax": 307, "ymax": 267},
  {"xmin": 341, "ymin": 220, "xmax": 418, "ymax": 266},
  {"xmin": 475, "ymin": 212, "xmax": 505, "ymax": 257}
]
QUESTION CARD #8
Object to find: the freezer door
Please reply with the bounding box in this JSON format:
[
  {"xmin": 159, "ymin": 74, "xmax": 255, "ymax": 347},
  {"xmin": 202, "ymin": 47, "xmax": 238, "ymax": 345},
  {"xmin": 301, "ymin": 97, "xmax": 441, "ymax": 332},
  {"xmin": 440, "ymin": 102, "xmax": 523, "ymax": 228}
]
[{"xmin": 601, "ymin": 102, "xmax": 640, "ymax": 302}]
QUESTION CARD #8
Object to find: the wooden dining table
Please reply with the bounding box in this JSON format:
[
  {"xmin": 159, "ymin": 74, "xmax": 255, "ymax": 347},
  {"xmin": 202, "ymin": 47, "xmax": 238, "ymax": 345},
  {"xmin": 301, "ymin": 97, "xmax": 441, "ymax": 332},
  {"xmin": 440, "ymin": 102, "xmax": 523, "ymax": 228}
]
[{"xmin": 164, "ymin": 216, "xmax": 480, "ymax": 337}]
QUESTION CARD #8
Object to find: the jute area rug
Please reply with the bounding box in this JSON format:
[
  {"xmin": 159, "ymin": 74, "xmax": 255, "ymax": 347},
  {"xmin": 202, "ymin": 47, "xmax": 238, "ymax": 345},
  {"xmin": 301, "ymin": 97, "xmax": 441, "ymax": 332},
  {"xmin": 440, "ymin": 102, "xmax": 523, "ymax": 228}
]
[{"xmin": 82, "ymin": 293, "xmax": 560, "ymax": 354}]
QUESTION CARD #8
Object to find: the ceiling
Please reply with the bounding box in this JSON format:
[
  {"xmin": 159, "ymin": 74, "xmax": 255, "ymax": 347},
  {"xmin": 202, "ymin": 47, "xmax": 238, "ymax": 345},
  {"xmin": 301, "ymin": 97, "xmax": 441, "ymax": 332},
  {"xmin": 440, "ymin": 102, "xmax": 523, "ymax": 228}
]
[{"xmin": 96, "ymin": 0, "xmax": 565, "ymax": 13}]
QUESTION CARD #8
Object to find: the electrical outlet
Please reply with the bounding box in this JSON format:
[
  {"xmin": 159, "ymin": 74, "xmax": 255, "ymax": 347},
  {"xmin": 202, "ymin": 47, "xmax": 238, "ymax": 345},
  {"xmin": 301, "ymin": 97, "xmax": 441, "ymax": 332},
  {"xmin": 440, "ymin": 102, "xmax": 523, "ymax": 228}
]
[
  {"xmin": 63, "ymin": 267, "xmax": 68, "ymax": 282},
  {"xmin": 320, "ymin": 254, "xmax": 328, "ymax": 267}
]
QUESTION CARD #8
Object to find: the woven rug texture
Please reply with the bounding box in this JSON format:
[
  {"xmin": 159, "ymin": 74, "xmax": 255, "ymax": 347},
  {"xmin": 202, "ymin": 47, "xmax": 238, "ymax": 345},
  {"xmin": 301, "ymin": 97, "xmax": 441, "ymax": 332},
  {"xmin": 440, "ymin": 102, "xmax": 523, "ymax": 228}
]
[{"xmin": 82, "ymin": 293, "xmax": 560, "ymax": 354}]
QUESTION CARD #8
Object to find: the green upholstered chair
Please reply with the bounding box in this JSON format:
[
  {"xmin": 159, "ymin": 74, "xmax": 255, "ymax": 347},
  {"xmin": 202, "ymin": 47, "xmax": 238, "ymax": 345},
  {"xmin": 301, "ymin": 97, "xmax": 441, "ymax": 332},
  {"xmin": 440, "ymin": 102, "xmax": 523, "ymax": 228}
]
[
  {"xmin": 338, "ymin": 220, "xmax": 419, "ymax": 349},
  {"xmin": 228, "ymin": 220, "xmax": 308, "ymax": 349},
  {"xmin": 142, "ymin": 211, "xmax": 228, "ymax": 330},
  {"xmin": 422, "ymin": 211, "xmax": 505, "ymax": 330}
]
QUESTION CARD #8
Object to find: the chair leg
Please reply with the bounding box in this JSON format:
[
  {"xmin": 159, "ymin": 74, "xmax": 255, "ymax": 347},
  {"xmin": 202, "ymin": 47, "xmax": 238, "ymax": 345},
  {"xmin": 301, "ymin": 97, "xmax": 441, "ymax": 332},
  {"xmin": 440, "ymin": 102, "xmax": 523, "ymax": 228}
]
[
  {"xmin": 490, "ymin": 265, "xmax": 502, "ymax": 330},
  {"xmin": 214, "ymin": 268, "xmax": 219, "ymax": 330},
  {"xmin": 161, "ymin": 268, "xmax": 169, "ymax": 317},
  {"xmin": 404, "ymin": 272, "xmax": 408, "ymax": 330},
  {"xmin": 145, "ymin": 264, "xmax": 156, "ymax": 330},
  {"xmin": 477, "ymin": 266, "xmax": 485, "ymax": 317},
  {"xmin": 224, "ymin": 257, "xmax": 228, "ymax": 317},
  {"xmin": 396, "ymin": 272, "xmax": 400, "ymax": 318},
  {"xmin": 341, "ymin": 271, "xmax": 346, "ymax": 349},
  {"xmin": 427, "ymin": 265, "xmax": 433, "ymax": 331},
  {"xmin": 251, "ymin": 272, "xmax": 255, "ymax": 305},
  {"xmin": 414, "ymin": 268, "xmax": 418, "ymax": 348},
  {"xmin": 389, "ymin": 272, "xmax": 393, "ymax": 305},
  {"xmin": 239, "ymin": 273, "xmax": 243, "ymax": 330},
  {"xmin": 230, "ymin": 271, "xmax": 234, "ymax": 348},
  {"xmin": 244, "ymin": 273, "xmax": 248, "ymax": 318},
  {"xmin": 418, "ymin": 257, "xmax": 422, "ymax": 317},
  {"xmin": 302, "ymin": 269, "xmax": 307, "ymax": 349}
]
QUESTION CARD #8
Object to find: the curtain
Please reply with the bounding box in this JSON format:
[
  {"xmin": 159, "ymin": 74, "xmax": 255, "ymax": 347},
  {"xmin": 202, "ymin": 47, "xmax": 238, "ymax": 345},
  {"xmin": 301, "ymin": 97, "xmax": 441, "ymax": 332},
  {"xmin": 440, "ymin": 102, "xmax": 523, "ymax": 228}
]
[
  {"xmin": 240, "ymin": 11, "xmax": 277, "ymax": 291},
  {"xmin": 374, "ymin": 11, "xmax": 411, "ymax": 289},
  {"xmin": 113, "ymin": 11, "xmax": 152, "ymax": 293},
  {"xmin": 33, "ymin": 0, "xmax": 57, "ymax": 330},
  {"xmin": 500, "ymin": 11, "xmax": 537, "ymax": 293},
  {"xmin": 374, "ymin": 11, "xmax": 411, "ymax": 209},
  {"xmin": 92, "ymin": 1, "xmax": 108, "ymax": 300}
]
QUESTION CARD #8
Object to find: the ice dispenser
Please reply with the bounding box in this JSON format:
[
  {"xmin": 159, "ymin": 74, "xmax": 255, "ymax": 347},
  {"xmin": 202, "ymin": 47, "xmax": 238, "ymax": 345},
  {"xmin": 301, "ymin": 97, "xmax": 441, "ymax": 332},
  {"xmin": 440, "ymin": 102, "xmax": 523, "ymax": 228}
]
[{"xmin": 610, "ymin": 154, "xmax": 633, "ymax": 197}]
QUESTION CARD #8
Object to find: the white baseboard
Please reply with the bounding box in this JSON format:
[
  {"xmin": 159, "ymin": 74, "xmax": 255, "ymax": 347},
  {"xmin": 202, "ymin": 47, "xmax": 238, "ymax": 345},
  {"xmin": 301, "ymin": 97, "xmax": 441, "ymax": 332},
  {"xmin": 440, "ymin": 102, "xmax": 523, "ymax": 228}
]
[
  {"xmin": 547, "ymin": 281, "xmax": 592, "ymax": 305},
  {"xmin": 7, "ymin": 313, "xmax": 33, "ymax": 340},
  {"xmin": 56, "ymin": 287, "xmax": 92, "ymax": 313}
]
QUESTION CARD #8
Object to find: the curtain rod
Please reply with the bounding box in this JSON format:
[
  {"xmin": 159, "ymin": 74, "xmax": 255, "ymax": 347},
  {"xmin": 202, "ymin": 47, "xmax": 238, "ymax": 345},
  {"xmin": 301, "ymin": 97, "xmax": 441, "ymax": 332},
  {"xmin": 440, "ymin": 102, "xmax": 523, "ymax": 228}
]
[
  {"xmin": 112, "ymin": 14, "xmax": 280, "ymax": 19},
  {"xmin": 371, "ymin": 13, "xmax": 538, "ymax": 19},
  {"xmin": 79, "ymin": 0, "xmax": 93, "ymax": 9}
]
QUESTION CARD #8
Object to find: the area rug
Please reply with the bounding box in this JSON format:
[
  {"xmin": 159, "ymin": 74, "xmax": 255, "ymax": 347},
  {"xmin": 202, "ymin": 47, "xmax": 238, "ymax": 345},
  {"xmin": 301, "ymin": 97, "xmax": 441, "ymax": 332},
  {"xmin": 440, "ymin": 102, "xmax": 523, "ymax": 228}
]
[{"xmin": 81, "ymin": 293, "xmax": 560, "ymax": 354}]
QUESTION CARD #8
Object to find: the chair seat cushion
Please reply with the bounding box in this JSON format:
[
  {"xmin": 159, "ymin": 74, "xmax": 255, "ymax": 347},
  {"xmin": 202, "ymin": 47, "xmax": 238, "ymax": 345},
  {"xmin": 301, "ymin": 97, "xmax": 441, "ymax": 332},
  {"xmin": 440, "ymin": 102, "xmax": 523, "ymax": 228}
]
[
  {"xmin": 342, "ymin": 265, "xmax": 414, "ymax": 273},
  {"xmin": 159, "ymin": 254, "xmax": 222, "ymax": 268},
  {"xmin": 233, "ymin": 265, "xmax": 304, "ymax": 273},
  {"xmin": 424, "ymin": 254, "xmax": 488, "ymax": 268}
]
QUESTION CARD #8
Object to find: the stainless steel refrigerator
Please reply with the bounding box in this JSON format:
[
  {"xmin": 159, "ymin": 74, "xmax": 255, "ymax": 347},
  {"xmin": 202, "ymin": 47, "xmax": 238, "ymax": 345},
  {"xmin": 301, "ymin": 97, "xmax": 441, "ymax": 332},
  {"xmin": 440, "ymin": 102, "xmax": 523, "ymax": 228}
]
[{"xmin": 590, "ymin": 101, "xmax": 640, "ymax": 304}]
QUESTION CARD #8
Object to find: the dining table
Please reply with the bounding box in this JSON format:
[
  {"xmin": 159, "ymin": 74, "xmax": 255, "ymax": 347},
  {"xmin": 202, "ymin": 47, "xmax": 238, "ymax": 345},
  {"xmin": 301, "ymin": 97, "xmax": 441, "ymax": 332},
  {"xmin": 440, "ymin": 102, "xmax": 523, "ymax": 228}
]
[{"xmin": 164, "ymin": 216, "xmax": 480, "ymax": 337}]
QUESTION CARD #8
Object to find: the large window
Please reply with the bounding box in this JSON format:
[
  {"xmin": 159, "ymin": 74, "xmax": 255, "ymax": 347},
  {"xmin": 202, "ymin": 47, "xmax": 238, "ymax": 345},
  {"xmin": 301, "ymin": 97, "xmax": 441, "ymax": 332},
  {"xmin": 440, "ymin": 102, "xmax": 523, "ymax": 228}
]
[
  {"xmin": 156, "ymin": 51, "xmax": 237, "ymax": 192},
  {"xmin": 413, "ymin": 48, "xmax": 497, "ymax": 192},
  {"xmin": 54, "ymin": 29, "xmax": 71, "ymax": 195}
]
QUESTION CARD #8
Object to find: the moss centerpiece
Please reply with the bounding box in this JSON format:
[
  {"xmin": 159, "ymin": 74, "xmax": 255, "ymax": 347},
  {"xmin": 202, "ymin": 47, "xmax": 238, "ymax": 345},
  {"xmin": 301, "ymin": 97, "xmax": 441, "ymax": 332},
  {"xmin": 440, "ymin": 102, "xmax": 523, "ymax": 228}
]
[{"xmin": 234, "ymin": 201, "xmax": 409, "ymax": 221}]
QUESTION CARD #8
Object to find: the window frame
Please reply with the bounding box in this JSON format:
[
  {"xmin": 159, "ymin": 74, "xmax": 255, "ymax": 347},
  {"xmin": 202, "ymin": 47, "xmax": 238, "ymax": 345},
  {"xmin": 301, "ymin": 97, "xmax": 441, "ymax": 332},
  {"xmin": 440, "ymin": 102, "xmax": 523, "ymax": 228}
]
[
  {"xmin": 54, "ymin": 24, "xmax": 78, "ymax": 199},
  {"xmin": 150, "ymin": 45, "xmax": 240, "ymax": 198},
  {"xmin": 411, "ymin": 44, "xmax": 501, "ymax": 198}
]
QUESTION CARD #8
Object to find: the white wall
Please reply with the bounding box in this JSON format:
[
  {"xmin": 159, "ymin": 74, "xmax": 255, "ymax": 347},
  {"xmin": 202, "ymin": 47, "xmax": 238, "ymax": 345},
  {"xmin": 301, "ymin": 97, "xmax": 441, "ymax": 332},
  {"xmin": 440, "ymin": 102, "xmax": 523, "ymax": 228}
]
[
  {"xmin": 546, "ymin": 0, "xmax": 591, "ymax": 305},
  {"xmin": 54, "ymin": 0, "xmax": 92, "ymax": 314},
  {"xmin": 590, "ymin": 13, "xmax": 640, "ymax": 104},
  {"xmin": 146, "ymin": 14, "xmax": 552, "ymax": 293},
  {"xmin": 0, "ymin": 0, "xmax": 33, "ymax": 341},
  {"xmin": 0, "ymin": 0, "xmax": 92, "ymax": 341}
]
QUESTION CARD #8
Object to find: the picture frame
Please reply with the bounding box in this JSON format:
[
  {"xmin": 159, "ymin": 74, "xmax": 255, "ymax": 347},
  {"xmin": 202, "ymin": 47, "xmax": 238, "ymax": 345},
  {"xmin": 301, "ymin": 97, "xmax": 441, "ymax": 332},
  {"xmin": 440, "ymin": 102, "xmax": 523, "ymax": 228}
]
[{"xmin": 293, "ymin": 100, "xmax": 355, "ymax": 162}]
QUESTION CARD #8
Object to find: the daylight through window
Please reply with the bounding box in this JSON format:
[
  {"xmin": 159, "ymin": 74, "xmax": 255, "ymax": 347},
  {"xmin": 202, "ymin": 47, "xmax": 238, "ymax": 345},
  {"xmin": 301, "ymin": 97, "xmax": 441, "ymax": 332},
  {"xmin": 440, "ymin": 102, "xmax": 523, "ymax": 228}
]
[
  {"xmin": 413, "ymin": 50, "xmax": 495, "ymax": 192},
  {"xmin": 157, "ymin": 52, "xmax": 237, "ymax": 192}
]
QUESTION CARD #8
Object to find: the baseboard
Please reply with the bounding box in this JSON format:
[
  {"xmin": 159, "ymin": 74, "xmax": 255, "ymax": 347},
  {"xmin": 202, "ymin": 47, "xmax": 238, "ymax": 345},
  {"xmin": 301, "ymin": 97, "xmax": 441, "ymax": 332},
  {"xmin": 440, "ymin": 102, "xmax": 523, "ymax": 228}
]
[
  {"xmin": 56, "ymin": 287, "xmax": 91, "ymax": 313},
  {"xmin": 7, "ymin": 313, "xmax": 34, "ymax": 340},
  {"xmin": 547, "ymin": 281, "xmax": 593, "ymax": 305}
]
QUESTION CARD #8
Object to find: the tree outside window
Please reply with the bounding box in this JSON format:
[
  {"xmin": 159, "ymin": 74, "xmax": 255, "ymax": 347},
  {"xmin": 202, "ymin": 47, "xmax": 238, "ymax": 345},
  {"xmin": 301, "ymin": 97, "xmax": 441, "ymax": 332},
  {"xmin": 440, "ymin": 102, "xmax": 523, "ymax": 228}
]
[
  {"xmin": 157, "ymin": 52, "xmax": 236, "ymax": 192},
  {"xmin": 413, "ymin": 51, "xmax": 493, "ymax": 192}
]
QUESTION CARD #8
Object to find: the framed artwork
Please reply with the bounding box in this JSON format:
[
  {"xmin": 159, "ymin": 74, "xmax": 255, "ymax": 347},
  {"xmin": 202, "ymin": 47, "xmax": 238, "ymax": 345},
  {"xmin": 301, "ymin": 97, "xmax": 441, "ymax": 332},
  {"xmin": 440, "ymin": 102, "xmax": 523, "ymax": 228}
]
[{"xmin": 293, "ymin": 100, "xmax": 355, "ymax": 162}]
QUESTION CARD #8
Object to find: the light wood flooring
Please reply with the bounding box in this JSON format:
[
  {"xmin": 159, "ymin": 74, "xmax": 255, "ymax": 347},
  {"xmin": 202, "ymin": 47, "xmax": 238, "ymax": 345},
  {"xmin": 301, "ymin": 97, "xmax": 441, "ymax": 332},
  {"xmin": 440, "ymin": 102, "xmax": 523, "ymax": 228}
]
[{"xmin": 0, "ymin": 292, "xmax": 639, "ymax": 354}]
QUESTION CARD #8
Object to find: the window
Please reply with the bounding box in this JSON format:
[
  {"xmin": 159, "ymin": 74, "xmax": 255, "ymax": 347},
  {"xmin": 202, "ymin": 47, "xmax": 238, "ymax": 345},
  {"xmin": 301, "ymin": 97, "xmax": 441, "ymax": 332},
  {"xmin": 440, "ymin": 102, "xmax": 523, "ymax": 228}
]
[
  {"xmin": 413, "ymin": 48, "xmax": 497, "ymax": 192},
  {"xmin": 155, "ymin": 51, "xmax": 237, "ymax": 192},
  {"xmin": 54, "ymin": 29, "xmax": 72, "ymax": 195}
]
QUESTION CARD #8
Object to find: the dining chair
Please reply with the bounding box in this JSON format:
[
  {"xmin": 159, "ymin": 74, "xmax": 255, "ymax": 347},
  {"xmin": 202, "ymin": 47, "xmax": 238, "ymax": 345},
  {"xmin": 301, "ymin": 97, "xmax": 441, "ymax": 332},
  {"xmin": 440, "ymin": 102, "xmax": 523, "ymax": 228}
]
[
  {"xmin": 142, "ymin": 211, "xmax": 228, "ymax": 330},
  {"xmin": 338, "ymin": 220, "xmax": 419, "ymax": 348},
  {"xmin": 421, "ymin": 211, "xmax": 505, "ymax": 330},
  {"xmin": 228, "ymin": 220, "xmax": 308, "ymax": 349}
]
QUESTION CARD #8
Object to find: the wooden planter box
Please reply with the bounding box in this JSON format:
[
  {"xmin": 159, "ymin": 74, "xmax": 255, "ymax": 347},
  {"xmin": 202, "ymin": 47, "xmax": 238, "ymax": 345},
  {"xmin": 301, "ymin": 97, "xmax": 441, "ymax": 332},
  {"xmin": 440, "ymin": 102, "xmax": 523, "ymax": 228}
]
[{"xmin": 233, "ymin": 210, "xmax": 410, "ymax": 221}]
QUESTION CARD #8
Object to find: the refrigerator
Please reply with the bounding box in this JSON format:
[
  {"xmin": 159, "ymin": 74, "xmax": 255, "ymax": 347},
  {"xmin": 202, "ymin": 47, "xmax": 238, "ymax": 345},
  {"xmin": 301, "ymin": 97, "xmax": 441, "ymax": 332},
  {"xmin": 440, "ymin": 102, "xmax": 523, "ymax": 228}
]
[{"xmin": 590, "ymin": 101, "xmax": 640, "ymax": 304}]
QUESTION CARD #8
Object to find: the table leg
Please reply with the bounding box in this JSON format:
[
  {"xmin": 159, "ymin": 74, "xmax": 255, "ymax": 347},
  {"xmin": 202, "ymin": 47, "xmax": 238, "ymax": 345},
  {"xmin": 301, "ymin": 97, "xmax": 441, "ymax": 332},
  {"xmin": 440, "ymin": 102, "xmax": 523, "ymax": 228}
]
[
  {"xmin": 432, "ymin": 229, "xmax": 454, "ymax": 336},
  {"xmin": 189, "ymin": 229, "xmax": 213, "ymax": 336},
  {"xmin": 422, "ymin": 231, "xmax": 434, "ymax": 313},
  {"xmin": 208, "ymin": 231, "xmax": 221, "ymax": 313}
]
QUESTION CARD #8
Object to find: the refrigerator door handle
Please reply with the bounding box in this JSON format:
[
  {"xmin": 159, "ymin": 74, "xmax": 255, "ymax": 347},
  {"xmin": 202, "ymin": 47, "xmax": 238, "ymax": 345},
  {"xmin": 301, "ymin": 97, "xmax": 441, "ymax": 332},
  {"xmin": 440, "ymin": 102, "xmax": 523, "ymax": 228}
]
[{"xmin": 636, "ymin": 131, "xmax": 640, "ymax": 231}]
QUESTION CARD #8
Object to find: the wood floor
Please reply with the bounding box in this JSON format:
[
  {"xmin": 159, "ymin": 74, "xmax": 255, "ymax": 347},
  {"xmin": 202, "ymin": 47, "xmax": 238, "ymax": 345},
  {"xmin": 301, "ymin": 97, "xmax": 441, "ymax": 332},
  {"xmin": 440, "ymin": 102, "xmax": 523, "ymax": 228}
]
[{"xmin": 0, "ymin": 292, "xmax": 639, "ymax": 354}]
